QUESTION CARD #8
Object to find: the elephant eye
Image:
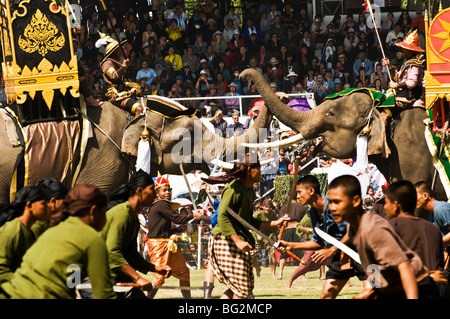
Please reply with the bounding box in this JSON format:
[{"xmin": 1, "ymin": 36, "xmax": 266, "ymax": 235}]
[{"xmin": 326, "ymin": 111, "xmax": 334, "ymax": 117}]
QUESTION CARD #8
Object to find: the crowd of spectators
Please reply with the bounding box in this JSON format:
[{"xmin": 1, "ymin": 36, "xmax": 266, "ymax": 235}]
[{"xmin": 63, "ymin": 1, "xmax": 426, "ymax": 117}]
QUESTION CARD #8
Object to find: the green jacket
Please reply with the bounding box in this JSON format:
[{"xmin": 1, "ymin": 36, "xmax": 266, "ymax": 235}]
[
  {"xmin": 211, "ymin": 179, "xmax": 262, "ymax": 247},
  {"xmin": 0, "ymin": 219, "xmax": 35, "ymax": 284},
  {"xmin": 1, "ymin": 217, "xmax": 115, "ymax": 299},
  {"xmin": 101, "ymin": 201, "xmax": 152, "ymax": 276}
]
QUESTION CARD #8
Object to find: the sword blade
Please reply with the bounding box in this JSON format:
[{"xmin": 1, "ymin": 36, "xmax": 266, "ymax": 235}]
[
  {"xmin": 314, "ymin": 227, "xmax": 361, "ymax": 264},
  {"xmin": 226, "ymin": 206, "xmax": 274, "ymax": 245}
]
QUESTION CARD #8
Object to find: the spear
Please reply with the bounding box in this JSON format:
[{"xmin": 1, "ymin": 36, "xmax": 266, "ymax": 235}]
[{"xmin": 362, "ymin": 0, "xmax": 393, "ymax": 82}]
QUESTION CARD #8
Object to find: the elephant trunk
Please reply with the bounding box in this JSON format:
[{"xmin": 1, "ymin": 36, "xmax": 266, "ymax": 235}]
[
  {"xmin": 239, "ymin": 68, "xmax": 316, "ymax": 139},
  {"xmin": 202, "ymin": 105, "xmax": 272, "ymax": 163}
]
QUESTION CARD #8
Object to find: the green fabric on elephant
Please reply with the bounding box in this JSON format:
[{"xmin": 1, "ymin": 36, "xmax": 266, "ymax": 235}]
[{"xmin": 324, "ymin": 88, "xmax": 396, "ymax": 108}]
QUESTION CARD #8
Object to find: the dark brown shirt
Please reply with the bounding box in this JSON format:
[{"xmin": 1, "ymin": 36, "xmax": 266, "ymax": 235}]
[
  {"xmin": 279, "ymin": 202, "xmax": 308, "ymax": 223},
  {"xmin": 349, "ymin": 211, "xmax": 426, "ymax": 290},
  {"xmin": 147, "ymin": 200, "xmax": 193, "ymax": 238},
  {"xmin": 389, "ymin": 215, "xmax": 444, "ymax": 271}
]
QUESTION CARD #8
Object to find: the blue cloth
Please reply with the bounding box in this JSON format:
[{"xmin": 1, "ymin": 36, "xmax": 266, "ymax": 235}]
[
  {"xmin": 432, "ymin": 200, "xmax": 450, "ymax": 236},
  {"xmin": 309, "ymin": 196, "xmax": 348, "ymax": 246}
]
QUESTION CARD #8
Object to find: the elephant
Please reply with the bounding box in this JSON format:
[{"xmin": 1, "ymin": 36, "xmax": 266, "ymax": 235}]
[
  {"xmin": 0, "ymin": 98, "xmax": 272, "ymax": 206},
  {"xmin": 239, "ymin": 68, "xmax": 447, "ymax": 201}
]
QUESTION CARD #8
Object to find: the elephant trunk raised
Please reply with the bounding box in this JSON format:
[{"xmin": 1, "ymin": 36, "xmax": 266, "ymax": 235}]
[
  {"xmin": 121, "ymin": 103, "xmax": 273, "ymax": 175},
  {"xmin": 239, "ymin": 68, "xmax": 446, "ymax": 200}
]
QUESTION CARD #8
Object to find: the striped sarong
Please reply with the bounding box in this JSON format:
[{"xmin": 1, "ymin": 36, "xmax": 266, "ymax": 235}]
[{"xmin": 208, "ymin": 234, "xmax": 254, "ymax": 299}]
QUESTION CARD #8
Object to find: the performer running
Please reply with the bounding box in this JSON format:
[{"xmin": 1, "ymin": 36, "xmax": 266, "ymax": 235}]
[
  {"xmin": 277, "ymin": 197, "xmax": 308, "ymax": 279},
  {"xmin": 100, "ymin": 170, "xmax": 171, "ymax": 299},
  {"xmin": 328, "ymin": 175, "xmax": 439, "ymax": 299},
  {"xmin": 0, "ymin": 184, "xmax": 116, "ymax": 299},
  {"xmin": 279, "ymin": 175, "xmax": 368, "ymax": 298},
  {"xmin": 384, "ymin": 181, "xmax": 449, "ymax": 298},
  {"xmin": 208, "ymin": 154, "xmax": 288, "ymax": 299},
  {"xmin": 415, "ymin": 181, "xmax": 450, "ymax": 270},
  {"xmin": 146, "ymin": 176, "xmax": 202, "ymax": 299}
]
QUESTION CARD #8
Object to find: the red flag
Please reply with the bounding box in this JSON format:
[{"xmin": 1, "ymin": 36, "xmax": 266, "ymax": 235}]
[{"xmin": 362, "ymin": 0, "xmax": 370, "ymax": 14}]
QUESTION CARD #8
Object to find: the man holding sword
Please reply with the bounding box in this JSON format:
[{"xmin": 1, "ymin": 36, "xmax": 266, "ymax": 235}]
[{"xmin": 279, "ymin": 175, "xmax": 368, "ymax": 298}]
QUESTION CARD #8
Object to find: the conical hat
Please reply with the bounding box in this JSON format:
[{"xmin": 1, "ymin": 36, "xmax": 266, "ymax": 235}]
[
  {"xmin": 95, "ymin": 32, "xmax": 120, "ymax": 59},
  {"xmin": 395, "ymin": 29, "xmax": 424, "ymax": 52}
]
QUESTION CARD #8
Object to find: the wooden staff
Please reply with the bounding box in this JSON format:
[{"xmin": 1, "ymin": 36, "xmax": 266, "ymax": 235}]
[{"xmin": 98, "ymin": 0, "xmax": 128, "ymax": 59}]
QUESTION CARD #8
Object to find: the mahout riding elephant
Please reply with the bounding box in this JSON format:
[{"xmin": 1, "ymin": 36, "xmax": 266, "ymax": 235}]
[
  {"xmin": 240, "ymin": 68, "xmax": 447, "ymax": 201},
  {"xmin": 0, "ymin": 100, "xmax": 272, "ymax": 206}
]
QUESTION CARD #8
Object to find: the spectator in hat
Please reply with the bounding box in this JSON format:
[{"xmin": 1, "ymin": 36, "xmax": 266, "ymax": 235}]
[
  {"xmin": 224, "ymin": 82, "xmax": 241, "ymax": 115},
  {"xmin": 331, "ymin": 77, "xmax": 343, "ymax": 94},
  {"xmin": 343, "ymin": 27, "xmax": 359, "ymax": 54},
  {"xmin": 228, "ymin": 30, "xmax": 245, "ymax": 54},
  {"xmin": 324, "ymin": 68, "xmax": 335, "ymax": 90},
  {"xmin": 211, "ymin": 30, "xmax": 227, "ymax": 56},
  {"xmin": 198, "ymin": 58, "xmax": 214, "ymax": 79},
  {"xmin": 195, "ymin": 69, "xmax": 210, "ymax": 97},
  {"xmin": 266, "ymin": 56, "xmax": 283, "ymax": 80},
  {"xmin": 205, "ymin": 18, "xmax": 219, "ymax": 43},
  {"xmin": 284, "ymin": 71, "xmax": 299, "ymax": 93}
]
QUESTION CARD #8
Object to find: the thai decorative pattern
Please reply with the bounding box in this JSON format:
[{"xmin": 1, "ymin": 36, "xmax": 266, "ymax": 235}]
[
  {"xmin": 0, "ymin": 0, "xmax": 79, "ymax": 109},
  {"xmin": 18, "ymin": 9, "xmax": 66, "ymax": 56}
]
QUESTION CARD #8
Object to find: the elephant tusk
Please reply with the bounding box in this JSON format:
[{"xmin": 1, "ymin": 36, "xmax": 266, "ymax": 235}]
[
  {"xmin": 210, "ymin": 157, "xmax": 274, "ymax": 169},
  {"xmin": 241, "ymin": 133, "xmax": 305, "ymax": 149},
  {"xmin": 210, "ymin": 158, "xmax": 234, "ymax": 170},
  {"xmin": 260, "ymin": 157, "xmax": 274, "ymax": 166}
]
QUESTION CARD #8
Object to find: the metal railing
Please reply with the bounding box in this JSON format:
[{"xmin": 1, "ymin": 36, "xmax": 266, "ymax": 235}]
[{"xmin": 171, "ymin": 92, "xmax": 316, "ymax": 116}]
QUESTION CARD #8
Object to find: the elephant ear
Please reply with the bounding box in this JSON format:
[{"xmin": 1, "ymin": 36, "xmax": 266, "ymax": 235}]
[
  {"xmin": 121, "ymin": 115, "xmax": 163, "ymax": 165},
  {"xmin": 368, "ymin": 108, "xmax": 391, "ymax": 158}
]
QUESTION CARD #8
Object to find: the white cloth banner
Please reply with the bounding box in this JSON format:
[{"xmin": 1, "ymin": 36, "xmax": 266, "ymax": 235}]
[{"xmin": 327, "ymin": 160, "xmax": 387, "ymax": 198}]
